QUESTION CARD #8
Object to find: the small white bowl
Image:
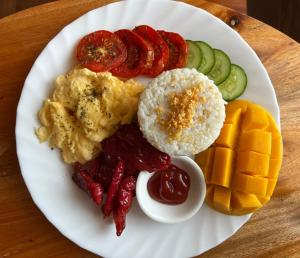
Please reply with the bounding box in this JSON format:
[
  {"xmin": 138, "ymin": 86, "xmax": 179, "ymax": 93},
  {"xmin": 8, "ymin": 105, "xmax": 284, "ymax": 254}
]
[{"xmin": 136, "ymin": 156, "xmax": 206, "ymax": 224}]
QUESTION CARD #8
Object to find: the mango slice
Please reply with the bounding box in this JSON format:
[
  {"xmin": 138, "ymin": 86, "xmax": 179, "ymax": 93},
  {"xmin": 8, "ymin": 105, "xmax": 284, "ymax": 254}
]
[
  {"xmin": 232, "ymin": 173, "xmax": 268, "ymax": 196},
  {"xmin": 257, "ymin": 196, "xmax": 270, "ymax": 205},
  {"xmin": 206, "ymin": 185, "xmax": 215, "ymax": 206},
  {"xmin": 236, "ymin": 151, "xmax": 269, "ymax": 176},
  {"xmin": 239, "ymin": 130, "xmax": 272, "ymax": 155},
  {"xmin": 195, "ymin": 100, "xmax": 283, "ymax": 215},
  {"xmin": 231, "ymin": 192, "xmax": 262, "ymax": 214},
  {"xmin": 215, "ymin": 124, "xmax": 238, "ymax": 148},
  {"xmin": 266, "ymin": 178, "xmax": 277, "ymax": 196},
  {"xmin": 211, "ymin": 147, "xmax": 234, "ymax": 188},
  {"xmin": 268, "ymin": 158, "xmax": 282, "ymax": 179},
  {"xmin": 270, "ymin": 133, "xmax": 283, "ymax": 158},
  {"xmin": 242, "ymin": 104, "xmax": 269, "ymax": 131},
  {"xmin": 225, "ymin": 107, "xmax": 242, "ymax": 125},
  {"xmin": 226, "ymin": 99, "xmax": 248, "ymax": 113},
  {"xmin": 213, "ymin": 186, "xmax": 231, "ymax": 212},
  {"xmin": 195, "ymin": 148, "xmax": 214, "ymax": 183}
]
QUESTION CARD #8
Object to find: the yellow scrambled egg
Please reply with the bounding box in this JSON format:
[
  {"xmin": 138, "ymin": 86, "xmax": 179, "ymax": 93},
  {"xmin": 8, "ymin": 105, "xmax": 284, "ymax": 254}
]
[{"xmin": 36, "ymin": 67, "xmax": 144, "ymax": 164}]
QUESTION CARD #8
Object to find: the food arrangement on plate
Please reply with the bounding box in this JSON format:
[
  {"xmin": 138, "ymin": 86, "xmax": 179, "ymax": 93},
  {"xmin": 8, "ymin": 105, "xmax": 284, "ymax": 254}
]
[{"xmin": 35, "ymin": 24, "xmax": 282, "ymax": 237}]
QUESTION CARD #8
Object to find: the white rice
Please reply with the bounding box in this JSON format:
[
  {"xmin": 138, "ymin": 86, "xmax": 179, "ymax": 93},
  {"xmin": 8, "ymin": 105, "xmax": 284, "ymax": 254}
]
[{"xmin": 138, "ymin": 68, "xmax": 225, "ymax": 156}]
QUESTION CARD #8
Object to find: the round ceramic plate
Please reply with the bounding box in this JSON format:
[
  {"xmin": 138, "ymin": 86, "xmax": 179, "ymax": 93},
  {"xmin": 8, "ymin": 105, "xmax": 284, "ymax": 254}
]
[{"xmin": 15, "ymin": 0, "xmax": 280, "ymax": 257}]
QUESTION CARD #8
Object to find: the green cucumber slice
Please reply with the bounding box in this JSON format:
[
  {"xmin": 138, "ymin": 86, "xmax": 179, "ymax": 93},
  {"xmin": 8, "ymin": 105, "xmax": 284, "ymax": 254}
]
[
  {"xmin": 186, "ymin": 40, "xmax": 202, "ymax": 69},
  {"xmin": 195, "ymin": 41, "xmax": 215, "ymax": 74},
  {"xmin": 207, "ymin": 49, "xmax": 231, "ymax": 84},
  {"xmin": 218, "ymin": 64, "xmax": 247, "ymax": 101}
]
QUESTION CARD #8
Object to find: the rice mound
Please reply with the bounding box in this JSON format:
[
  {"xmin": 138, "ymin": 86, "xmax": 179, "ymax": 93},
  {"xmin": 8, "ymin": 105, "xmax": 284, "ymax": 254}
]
[{"xmin": 138, "ymin": 68, "xmax": 225, "ymax": 156}]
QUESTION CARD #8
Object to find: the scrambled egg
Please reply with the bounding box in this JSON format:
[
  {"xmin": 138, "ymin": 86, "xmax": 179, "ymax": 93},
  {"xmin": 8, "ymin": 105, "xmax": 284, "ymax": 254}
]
[{"xmin": 36, "ymin": 67, "xmax": 144, "ymax": 164}]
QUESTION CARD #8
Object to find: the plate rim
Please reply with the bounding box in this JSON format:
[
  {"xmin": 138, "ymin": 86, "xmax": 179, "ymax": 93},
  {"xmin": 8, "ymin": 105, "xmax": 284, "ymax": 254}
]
[{"xmin": 15, "ymin": 0, "xmax": 280, "ymax": 257}]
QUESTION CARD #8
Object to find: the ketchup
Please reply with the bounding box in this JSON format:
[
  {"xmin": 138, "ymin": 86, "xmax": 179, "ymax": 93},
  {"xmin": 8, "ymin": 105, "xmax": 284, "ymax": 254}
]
[{"xmin": 147, "ymin": 164, "xmax": 190, "ymax": 205}]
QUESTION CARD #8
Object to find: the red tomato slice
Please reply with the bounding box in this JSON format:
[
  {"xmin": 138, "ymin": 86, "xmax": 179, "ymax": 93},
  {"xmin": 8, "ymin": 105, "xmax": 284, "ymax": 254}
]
[
  {"xmin": 133, "ymin": 25, "xmax": 169, "ymax": 77},
  {"xmin": 111, "ymin": 29, "xmax": 154, "ymax": 78},
  {"xmin": 76, "ymin": 30, "xmax": 127, "ymax": 72},
  {"xmin": 158, "ymin": 30, "xmax": 188, "ymax": 70}
]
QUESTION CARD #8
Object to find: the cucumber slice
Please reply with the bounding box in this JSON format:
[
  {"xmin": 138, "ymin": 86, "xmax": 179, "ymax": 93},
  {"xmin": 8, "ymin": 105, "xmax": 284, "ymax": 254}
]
[
  {"xmin": 207, "ymin": 49, "xmax": 231, "ymax": 84},
  {"xmin": 195, "ymin": 41, "xmax": 215, "ymax": 74},
  {"xmin": 218, "ymin": 64, "xmax": 247, "ymax": 101},
  {"xmin": 186, "ymin": 40, "xmax": 202, "ymax": 69}
]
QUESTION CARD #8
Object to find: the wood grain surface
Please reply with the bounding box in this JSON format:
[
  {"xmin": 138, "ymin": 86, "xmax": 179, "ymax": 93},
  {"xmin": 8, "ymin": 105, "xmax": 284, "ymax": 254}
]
[
  {"xmin": 0, "ymin": 0, "xmax": 299, "ymax": 257},
  {"xmin": 0, "ymin": 0, "xmax": 56, "ymax": 18},
  {"xmin": 0, "ymin": 0, "xmax": 246, "ymax": 18}
]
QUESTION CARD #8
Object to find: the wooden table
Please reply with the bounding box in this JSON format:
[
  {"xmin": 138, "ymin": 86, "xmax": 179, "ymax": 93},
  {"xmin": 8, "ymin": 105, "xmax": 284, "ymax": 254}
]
[{"xmin": 0, "ymin": 0, "xmax": 299, "ymax": 257}]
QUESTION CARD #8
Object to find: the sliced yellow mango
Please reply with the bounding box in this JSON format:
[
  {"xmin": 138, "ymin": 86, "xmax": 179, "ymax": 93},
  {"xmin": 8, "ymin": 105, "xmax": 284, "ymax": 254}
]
[
  {"xmin": 242, "ymin": 104, "xmax": 269, "ymax": 131},
  {"xmin": 227, "ymin": 100, "xmax": 248, "ymax": 113},
  {"xmin": 213, "ymin": 186, "xmax": 231, "ymax": 212},
  {"xmin": 268, "ymin": 158, "xmax": 282, "ymax": 179},
  {"xmin": 195, "ymin": 147, "xmax": 214, "ymax": 184},
  {"xmin": 231, "ymin": 191, "xmax": 262, "ymax": 213},
  {"xmin": 232, "ymin": 173, "xmax": 268, "ymax": 196},
  {"xmin": 205, "ymin": 185, "xmax": 215, "ymax": 206},
  {"xmin": 266, "ymin": 178, "xmax": 277, "ymax": 196},
  {"xmin": 215, "ymin": 123, "xmax": 238, "ymax": 148},
  {"xmin": 236, "ymin": 151, "xmax": 269, "ymax": 176},
  {"xmin": 239, "ymin": 130, "xmax": 272, "ymax": 155},
  {"xmin": 211, "ymin": 147, "xmax": 234, "ymax": 188},
  {"xmin": 257, "ymin": 195, "xmax": 270, "ymax": 205},
  {"xmin": 195, "ymin": 100, "xmax": 283, "ymax": 216},
  {"xmin": 271, "ymin": 133, "xmax": 283, "ymax": 158},
  {"xmin": 267, "ymin": 114, "xmax": 280, "ymax": 134},
  {"xmin": 225, "ymin": 107, "xmax": 242, "ymax": 125}
]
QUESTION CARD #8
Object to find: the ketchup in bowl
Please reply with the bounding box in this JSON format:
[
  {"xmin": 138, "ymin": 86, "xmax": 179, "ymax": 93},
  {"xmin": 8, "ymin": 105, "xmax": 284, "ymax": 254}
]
[{"xmin": 147, "ymin": 164, "xmax": 190, "ymax": 205}]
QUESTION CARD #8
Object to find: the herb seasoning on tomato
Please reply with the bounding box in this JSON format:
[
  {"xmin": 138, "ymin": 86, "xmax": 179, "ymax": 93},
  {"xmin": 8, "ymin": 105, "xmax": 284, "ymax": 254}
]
[
  {"xmin": 158, "ymin": 30, "xmax": 188, "ymax": 70},
  {"xmin": 76, "ymin": 30, "xmax": 127, "ymax": 72},
  {"xmin": 111, "ymin": 29, "xmax": 154, "ymax": 78},
  {"xmin": 133, "ymin": 25, "xmax": 169, "ymax": 77}
]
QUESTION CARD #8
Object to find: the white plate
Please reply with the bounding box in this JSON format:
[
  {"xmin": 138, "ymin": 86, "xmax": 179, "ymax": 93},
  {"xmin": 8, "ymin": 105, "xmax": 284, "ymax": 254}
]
[{"xmin": 15, "ymin": 0, "xmax": 280, "ymax": 257}]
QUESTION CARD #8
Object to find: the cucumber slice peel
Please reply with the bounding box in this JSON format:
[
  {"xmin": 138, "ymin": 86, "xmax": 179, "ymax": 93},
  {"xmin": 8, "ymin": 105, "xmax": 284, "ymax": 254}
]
[
  {"xmin": 186, "ymin": 40, "xmax": 202, "ymax": 69},
  {"xmin": 218, "ymin": 64, "xmax": 247, "ymax": 101},
  {"xmin": 207, "ymin": 49, "xmax": 231, "ymax": 84},
  {"xmin": 195, "ymin": 41, "xmax": 215, "ymax": 74}
]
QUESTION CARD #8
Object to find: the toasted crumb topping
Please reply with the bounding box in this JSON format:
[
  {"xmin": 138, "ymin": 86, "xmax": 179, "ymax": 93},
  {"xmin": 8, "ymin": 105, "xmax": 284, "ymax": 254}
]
[{"xmin": 157, "ymin": 85, "xmax": 202, "ymax": 139}]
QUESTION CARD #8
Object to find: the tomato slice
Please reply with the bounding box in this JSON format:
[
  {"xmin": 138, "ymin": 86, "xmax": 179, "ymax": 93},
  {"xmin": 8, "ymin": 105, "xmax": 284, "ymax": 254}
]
[
  {"xmin": 133, "ymin": 25, "xmax": 169, "ymax": 77},
  {"xmin": 111, "ymin": 29, "xmax": 154, "ymax": 78},
  {"xmin": 158, "ymin": 30, "xmax": 188, "ymax": 70},
  {"xmin": 76, "ymin": 30, "xmax": 127, "ymax": 72}
]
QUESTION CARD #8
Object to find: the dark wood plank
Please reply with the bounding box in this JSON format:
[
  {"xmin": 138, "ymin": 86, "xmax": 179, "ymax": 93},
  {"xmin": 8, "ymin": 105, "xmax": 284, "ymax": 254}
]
[
  {"xmin": 0, "ymin": 0, "xmax": 16, "ymax": 18},
  {"xmin": 16, "ymin": 0, "xmax": 56, "ymax": 12},
  {"xmin": 0, "ymin": 0, "xmax": 247, "ymax": 18},
  {"xmin": 248, "ymin": 0, "xmax": 300, "ymax": 42},
  {"xmin": 208, "ymin": 0, "xmax": 247, "ymax": 13},
  {"xmin": 0, "ymin": 0, "xmax": 57, "ymax": 18}
]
